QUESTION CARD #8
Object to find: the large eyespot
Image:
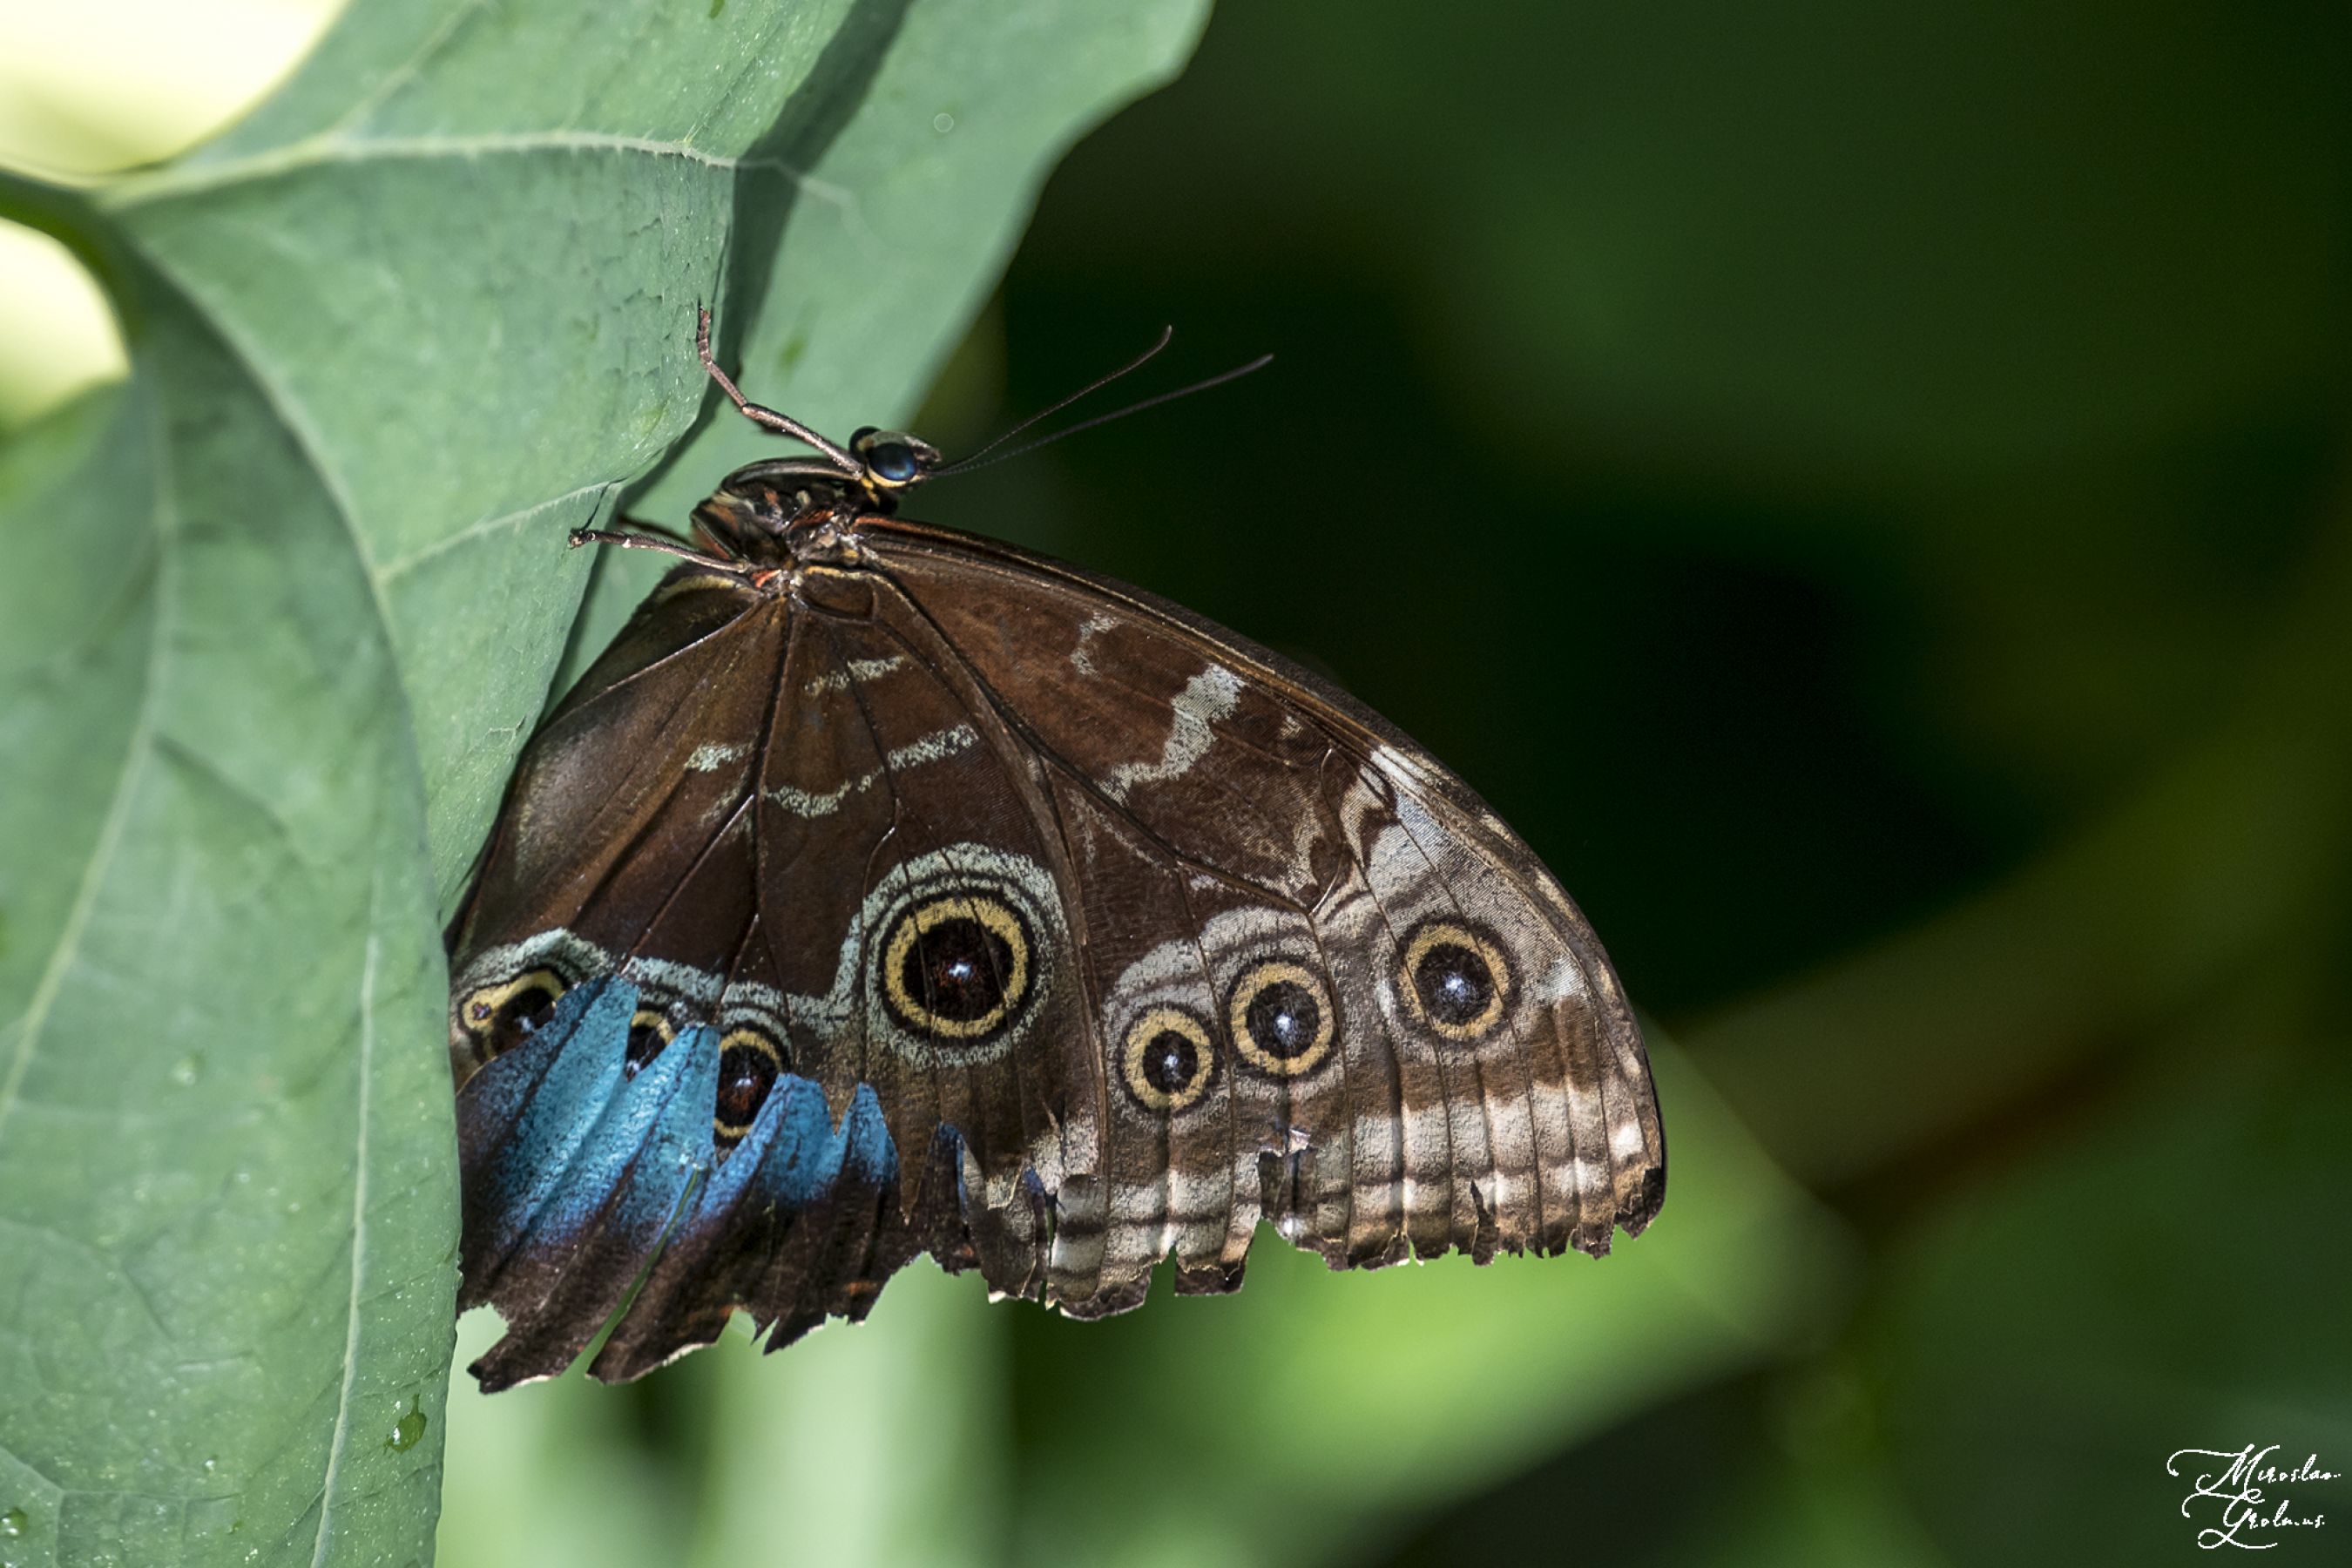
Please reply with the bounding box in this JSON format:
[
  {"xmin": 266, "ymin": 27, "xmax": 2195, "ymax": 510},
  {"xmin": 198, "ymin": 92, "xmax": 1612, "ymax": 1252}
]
[
  {"xmin": 625, "ymin": 1009, "xmax": 676, "ymax": 1077},
  {"xmin": 1120, "ymin": 1007, "xmax": 1218, "ymax": 1112},
  {"xmin": 1227, "ymin": 960, "xmax": 1336, "ymax": 1077},
  {"xmin": 856, "ymin": 845, "xmax": 1063, "ymax": 1065},
  {"xmin": 456, "ymin": 969, "xmax": 566, "ymax": 1061},
  {"xmin": 713, "ymin": 1026, "xmax": 788, "ymax": 1145},
  {"xmin": 880, "ymin": 893, "xmax": 1033, "ymax": 1042},
  {"xmin": 1401, "ymin": 921, "xmax": 1512, "ymax": 1040}
]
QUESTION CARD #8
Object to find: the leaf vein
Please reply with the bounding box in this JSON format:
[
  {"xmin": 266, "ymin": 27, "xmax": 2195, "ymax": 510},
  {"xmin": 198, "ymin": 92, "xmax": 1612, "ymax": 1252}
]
[
  {"xmin": 112, "ymin": 132, "xmax": 744, "ymax": 208},
  {"xmin": 376, "ymin": 478, "xmax": 617, "ymax": 583},
  {"xmin": 0, "ymin": 398, "xmax": 174, "ymax": 1151},
  {"xmin": 308, "ymin": 927, "xmax": 379, "ymax": 1568},
  {"xmin": 320, "ymin": 0, "xmax": 502, "ymax": 142}
]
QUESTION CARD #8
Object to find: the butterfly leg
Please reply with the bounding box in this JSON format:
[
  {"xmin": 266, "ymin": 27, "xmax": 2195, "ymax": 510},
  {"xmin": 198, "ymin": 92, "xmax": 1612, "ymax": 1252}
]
[
  {"xmin": 591, "ymin": 515, "xmax": 700, "ymax": 551},
  {"xmin": 568, "ymin": 518, "xmax": 763, "ymax": 579},
  {"xmin": 693, "ymin": 307, "xmax": 861, "ymax": 472}
]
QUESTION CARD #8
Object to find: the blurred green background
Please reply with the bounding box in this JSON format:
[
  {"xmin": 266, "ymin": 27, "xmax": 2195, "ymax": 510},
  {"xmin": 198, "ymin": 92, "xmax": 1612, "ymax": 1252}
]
[{"xmin": 6, "ymin": 2, "xmax": 2349, "ymax": 1565}]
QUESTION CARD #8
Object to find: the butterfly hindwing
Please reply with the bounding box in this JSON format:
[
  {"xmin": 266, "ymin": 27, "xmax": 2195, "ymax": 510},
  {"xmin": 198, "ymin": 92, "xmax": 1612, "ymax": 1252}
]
[{"xmin": 869, "ymin": 522, "xmax": 1663, "ymax": 1292}]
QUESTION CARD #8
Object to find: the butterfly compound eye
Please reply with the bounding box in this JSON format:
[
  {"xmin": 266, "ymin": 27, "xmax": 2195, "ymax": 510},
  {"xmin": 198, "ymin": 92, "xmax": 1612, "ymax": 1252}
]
[
  {"xmin": 867, "ymin": 441, "xmax": 921, "ymax": 483},
  {"xmin": 851, "ymin": 427, "xmax": 935, "ymax": 488}
]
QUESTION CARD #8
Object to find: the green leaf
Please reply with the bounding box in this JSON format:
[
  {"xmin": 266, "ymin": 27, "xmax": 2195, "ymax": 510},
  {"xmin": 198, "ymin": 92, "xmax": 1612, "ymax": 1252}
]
[
  {"xmin": 0, "ymin": 1, "xmax": 1208, "ymax": 1564},
  {"xmin": 91, "ymin": 0, "xmax": 875, "ymax": 898},
  {"xmin": 0, "ymin": 291, "xmax": 451, "ymax": 1565},
  {"xmin": 584, "ymin": 0, "xmax": 1212, "ymax": 685}
]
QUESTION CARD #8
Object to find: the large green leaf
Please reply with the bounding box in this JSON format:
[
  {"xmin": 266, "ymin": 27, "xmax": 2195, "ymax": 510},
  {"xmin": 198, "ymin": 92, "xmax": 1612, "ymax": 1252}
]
[
  {"xmin": 0, "ymin": 2, "xmax": 1208, "ymax": 1564},
  {"xmin": 0, "ymin": 293, "xmax": 451, "ymax": 1566},
  {"xmin": 92, "ymin": 0, "xmax": 865, "ymax": 897},
  {"xmin": 591, "ymin": 0, "xmax": 1213, "ymax": 684}
]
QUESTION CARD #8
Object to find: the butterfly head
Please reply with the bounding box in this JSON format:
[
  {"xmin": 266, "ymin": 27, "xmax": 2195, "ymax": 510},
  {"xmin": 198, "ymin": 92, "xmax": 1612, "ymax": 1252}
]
[
  {"xmin": 598, "ymin": 312, "xmax": 1267, "ymax": 585},
  {"xmin": 848, "ymin": 427, "xmax": 943, "ymax": 497},
  {"xmin": 704, "ymin": 426, "xmax": 943, "ymax": 540}
]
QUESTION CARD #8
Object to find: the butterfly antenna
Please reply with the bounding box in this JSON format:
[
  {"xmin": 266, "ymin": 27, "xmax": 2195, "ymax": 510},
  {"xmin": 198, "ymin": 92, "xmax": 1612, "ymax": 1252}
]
[
  {"xmin": 934, "ymin": 348, "xmax": 1274, "ymax": 477},
  {"xmin": 937, "ymin": 327, "xmax": 1173, "ymax": 473}
]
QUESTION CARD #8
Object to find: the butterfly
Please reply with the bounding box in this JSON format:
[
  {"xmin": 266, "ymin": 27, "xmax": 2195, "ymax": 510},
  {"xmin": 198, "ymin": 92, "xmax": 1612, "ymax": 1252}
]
[{"xmin": 445, "ymin": 312, "xmax": 1666, "ymax": 1389}]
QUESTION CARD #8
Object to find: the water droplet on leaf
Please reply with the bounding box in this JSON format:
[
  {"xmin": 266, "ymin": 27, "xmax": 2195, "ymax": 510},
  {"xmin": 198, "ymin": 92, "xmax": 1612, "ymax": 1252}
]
[{"xmin": 387, "ymin": 1404, "xmax": 428, "ymax": 1452}]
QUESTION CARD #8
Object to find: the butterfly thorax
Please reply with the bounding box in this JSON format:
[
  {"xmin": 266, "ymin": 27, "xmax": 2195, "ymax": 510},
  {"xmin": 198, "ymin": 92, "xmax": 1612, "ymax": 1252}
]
[
  {"xmin": 687, "ymin": 420, "xmax": 950, "ymax": 574},
  {"xmin": 690, "ymin": 472, "xmax": 877, "ymax": 577}
]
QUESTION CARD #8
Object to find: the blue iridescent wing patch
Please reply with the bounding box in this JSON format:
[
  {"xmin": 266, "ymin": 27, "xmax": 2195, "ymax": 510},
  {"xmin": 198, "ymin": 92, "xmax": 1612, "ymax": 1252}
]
[{"xmin": 455, "ymin": 977, "xmax": 968, "ymax": 1389}]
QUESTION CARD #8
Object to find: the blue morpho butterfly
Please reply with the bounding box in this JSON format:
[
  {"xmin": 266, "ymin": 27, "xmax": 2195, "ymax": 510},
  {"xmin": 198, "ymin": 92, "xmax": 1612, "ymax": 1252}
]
[{"xmin": 446, "ymin": 313, "xmax": 1665, "ymax": 1389}]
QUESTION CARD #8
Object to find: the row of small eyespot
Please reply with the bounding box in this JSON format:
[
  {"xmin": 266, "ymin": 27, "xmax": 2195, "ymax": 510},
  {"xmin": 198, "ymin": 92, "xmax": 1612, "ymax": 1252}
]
[
  {"xmin": 457, "ymin": 915, "xmax": 1513, "ymax": 1125},
  {"xmin": 1116, "ymin": 922, "xmax": 1512, "ymax": 1111}
]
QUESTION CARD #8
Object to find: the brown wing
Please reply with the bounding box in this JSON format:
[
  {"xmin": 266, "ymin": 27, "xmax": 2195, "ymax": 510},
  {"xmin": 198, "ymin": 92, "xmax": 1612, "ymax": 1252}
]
[
  {"xmin": 446, "ymin": 520, "xmax": 1662, "ymax": 1388},
  {"xmin": 448, "ymin": 561, "xmax": 1093, "ymax": 1385},
  {"xmin": 854, "ymin": 517, "xmax": 1666, "ymax": 1311}
]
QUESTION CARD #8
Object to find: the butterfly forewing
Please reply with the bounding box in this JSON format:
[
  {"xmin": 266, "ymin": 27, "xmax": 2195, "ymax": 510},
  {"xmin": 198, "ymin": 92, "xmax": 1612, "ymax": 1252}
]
[{"xmin": 448, "ymin": 510, "xmax": 1663, "ymax": 1389}]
